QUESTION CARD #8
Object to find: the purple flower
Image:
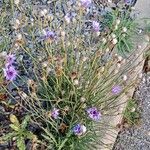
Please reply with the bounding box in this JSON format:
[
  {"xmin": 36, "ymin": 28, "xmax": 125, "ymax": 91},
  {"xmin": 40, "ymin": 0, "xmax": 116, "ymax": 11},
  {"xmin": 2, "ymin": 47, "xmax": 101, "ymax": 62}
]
[
  {"xmin": 6, "ymin": 53, "xmax": 16, "ymax": 65},
  {"xmin": 51, "ymin": 108, "xmax": 59, "ymax": 119},
  {"xmin": 80, "ymin": 0, "xmax": 92, "ymax": 8},
  {"xmin": 124, "ymin": 0, "xmax": 133, "ymax": 5},
  {"xmin": 112, "ymin": 85, "xmax": 122, "ymax": 95},
  {"xmin": 92, "ymin": 21, "xmax": 100, "ymax": 32},
  {"xmin": 42, "ymin": 29, "xmax": 56, "ymax": 41},
  {"xmin": 3, "ymin": 65, "xmax": 17, "ymax": 81},
  {"xmin": 72, "ymin": 124, "xmax": 86, "ymax": 136},
  {"xmin": 87, "ymin": 107, "xmax": 101, "ymax": 121}
]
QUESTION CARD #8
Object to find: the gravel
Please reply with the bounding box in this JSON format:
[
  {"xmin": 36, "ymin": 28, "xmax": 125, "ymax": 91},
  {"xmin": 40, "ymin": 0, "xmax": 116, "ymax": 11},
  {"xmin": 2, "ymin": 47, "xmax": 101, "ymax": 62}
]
[{"xmin": 113, "ymin": 73, "xmax": 150, "ymax": 150}]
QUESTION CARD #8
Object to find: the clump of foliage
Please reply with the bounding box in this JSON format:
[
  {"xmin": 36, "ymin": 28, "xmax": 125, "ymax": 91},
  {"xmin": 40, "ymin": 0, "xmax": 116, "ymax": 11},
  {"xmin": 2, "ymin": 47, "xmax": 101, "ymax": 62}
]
[
  {"xmin": 123, "ymin": 99, "xmax": 140, "ymax": 125},
  {"xmin": 0, "ymin": 0, "xmax": 142, "ymax": 149},
  {"xmin": 0, "ymin": 115, "xmax": 37, "ymax": 150}
]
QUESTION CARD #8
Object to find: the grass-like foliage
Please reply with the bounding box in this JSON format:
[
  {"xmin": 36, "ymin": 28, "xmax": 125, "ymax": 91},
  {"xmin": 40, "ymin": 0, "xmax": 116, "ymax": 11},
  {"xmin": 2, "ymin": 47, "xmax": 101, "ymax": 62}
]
[{"xmin": 0, "ymin": 0, "xmax": 144, "ymax": 149}]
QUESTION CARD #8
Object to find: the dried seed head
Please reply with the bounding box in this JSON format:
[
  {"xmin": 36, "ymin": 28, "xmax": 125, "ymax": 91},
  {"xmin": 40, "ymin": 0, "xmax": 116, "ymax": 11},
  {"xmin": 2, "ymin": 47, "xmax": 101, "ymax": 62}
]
[
  {"xmin": 73, "ymin": 79, "xmax": 79, "ymax": 85},
  {"xmin": 122, "ymin": 33, "xmax": 126, "ymax": 37},
  {"xmin": 40, "ymin": 10, "xmax": 45, "ymax": 16},
  {"xmin": 105, "ymin": 48, "xmax": 109, "ymax": 52},
  {"xmin": 111, "ymin": 33, "xmax": 116, "ymax": 39},
  {"xmin": 27, "ymin": 79, "xmax": 33, "ymax": 85},
  {"xmin": 122, "ymin": 59, "xmax": 126, "ymax": 64},
  {"xmin": 102, "ymin": 38, "xmax": 107, "ymax": 44},
  {"xmin": 131, "ymin": 107, "xmax": 136, "ymax": 112},
  {"xmin": 82, "ymin": 56, "xmax": 88, "ymax": 62},
  {"xmin": 117, "ymin": 63, "xmax": 121, "ymax": 68},
  {"xmin": 96, "ymin": 31, "xmax": 100, "ymax": 36},
  {"xmin": 14, "ymin": 0, "xmax": 19, "ymax": 5},
  {"xmin": 64, "ymin": 15, "xmax": 71, "ymax": 24},
  {"xmin": 112, "ymin": 38, "xmax": 118, "ymax": 45},
  {"xmin": 118, "ymin": 56, "xmax": 123, "ymax": 61},
  {"xmin": 108, "ymin": 0, "xmax": 112, "ymax": 3},
  {"xmin": 67, "ymin": 42, "xmax": 71, "ymax": 46},
  {"xmin": 47, "ymin": 14, "xmax": 53, "ymax": 21},
  {"xmin": 114, "ymin": 25, "xmax": 118, "ymax": 30},
  {"xmin": 123, "ymin": 75, "xmax": 128, "ymax": 81},
  {"xmin": 42, "ymin": 61, "xmax": 48, "ymax": 68},
  {"xmin": 46, "ymin": 67, "xmax": 52, "ymax": 74},
  {"xmin": 138, "ymin": 73, "xmax": 143, "ymax": 79},
  {"xmin": 0, "ymin": 51, "xmax": 7, "ymax": 57},
  {"xmin": 43, "ymin": 9, "xmax": 48, "ymax": 14},
  {"xmin": 80, "ymin": 97, "xmax": 86, "ymax": 102},
  {"xmin": 21, "ymin": 92, "xmax": 28, "ymax": 99},
  {"xmin": 16, "ymin": 33, "xmax": 22, "ymax": 40},
  {"xmin": 131, "ymin": 7, "xmax": 135, "ymax": 10},
  {"xmin": 64, "ymin": 106, "xmax": 69, "ymax": 112},
  {"xmin": 122, "ymin": 27, "xmax": 127, "ymax": 33},
  {"xmin": 13, "ymin": 19, "xmax": 20, "ymax": 29},
  {"xmin": 101, "ymin": 67, "xmax": 105, "ymax": 72},
  {"xmin": 70, "ymin": 72, "xmax": 78, "ymax": 80},
  {"xmin": 82, "ymin": 103, "xmax": 87, "ymax": 109},
  {"xmin": 116, "ymin": 19, "xmax": 121, "ymax": 25},
  {"xmin": 15, "ymin": 19, "xmax": 20, "ymax": 25},
  {"xmin": 138, "ymin": 45, "xmax": 142, "ymax": 49},
  {"xmin": 61, "ymin": 31, "xmax": 65, "ymax": 37}
]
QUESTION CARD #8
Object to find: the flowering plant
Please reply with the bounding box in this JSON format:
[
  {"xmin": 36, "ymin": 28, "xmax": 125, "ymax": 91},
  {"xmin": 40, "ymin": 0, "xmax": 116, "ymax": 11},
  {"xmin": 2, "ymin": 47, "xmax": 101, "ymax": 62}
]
[{"xmin": 0, "ymin": 0, "xmax": 141, "ymax": 149}]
